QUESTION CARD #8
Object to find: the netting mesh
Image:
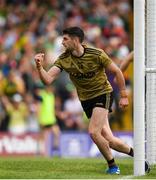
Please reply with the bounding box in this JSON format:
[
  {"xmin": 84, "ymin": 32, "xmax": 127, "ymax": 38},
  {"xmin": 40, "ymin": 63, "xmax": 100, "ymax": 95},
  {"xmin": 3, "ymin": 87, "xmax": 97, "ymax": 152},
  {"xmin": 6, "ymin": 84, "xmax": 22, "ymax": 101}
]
[{"xmin": 146, "ymin": 0, "xmax": 156, "ymax": 165}]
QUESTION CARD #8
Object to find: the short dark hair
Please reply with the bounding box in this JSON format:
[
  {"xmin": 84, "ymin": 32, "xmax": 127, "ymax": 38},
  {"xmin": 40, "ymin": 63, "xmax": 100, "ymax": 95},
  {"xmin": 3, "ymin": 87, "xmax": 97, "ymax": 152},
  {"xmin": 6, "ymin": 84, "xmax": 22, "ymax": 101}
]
[{"xmin": 63, "ymin": 26, "xmax": 84, "ymax": 43}]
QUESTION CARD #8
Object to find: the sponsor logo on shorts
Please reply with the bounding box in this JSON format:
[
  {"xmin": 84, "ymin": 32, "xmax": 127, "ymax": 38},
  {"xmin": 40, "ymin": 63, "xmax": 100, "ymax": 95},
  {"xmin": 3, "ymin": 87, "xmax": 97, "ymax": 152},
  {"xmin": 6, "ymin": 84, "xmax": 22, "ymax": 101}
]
[{"xmin": 95, "ymin": 103, "xmax": 104, "ymax": 106}]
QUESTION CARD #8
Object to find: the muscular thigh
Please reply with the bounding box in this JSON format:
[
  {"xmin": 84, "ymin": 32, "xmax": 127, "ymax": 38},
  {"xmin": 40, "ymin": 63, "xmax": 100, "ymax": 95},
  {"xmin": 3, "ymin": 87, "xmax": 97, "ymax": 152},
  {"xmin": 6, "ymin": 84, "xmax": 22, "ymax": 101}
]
[{"xmin": 89, "ymin": 107, "xmax": 108, "ymax": 132}]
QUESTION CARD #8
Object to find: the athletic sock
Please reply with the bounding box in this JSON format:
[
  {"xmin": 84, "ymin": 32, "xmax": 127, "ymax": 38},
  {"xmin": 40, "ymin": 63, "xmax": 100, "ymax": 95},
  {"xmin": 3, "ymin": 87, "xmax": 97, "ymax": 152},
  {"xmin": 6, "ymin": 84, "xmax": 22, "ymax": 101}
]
[
  {"xmin": 128, "ymin": 147, "xmax": 134, "ymax": 157},
  {"xmin": 107, "ymin": 158, "xmax": 116, "ymax": 168}
]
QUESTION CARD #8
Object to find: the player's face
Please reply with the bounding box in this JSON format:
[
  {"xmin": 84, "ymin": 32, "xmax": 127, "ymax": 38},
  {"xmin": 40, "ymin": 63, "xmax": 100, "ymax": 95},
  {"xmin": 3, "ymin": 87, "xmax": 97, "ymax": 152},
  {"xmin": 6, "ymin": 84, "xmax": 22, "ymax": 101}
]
[{"xmin": 62, "ymin": 34, "xmax": 76, "ymax": 51}]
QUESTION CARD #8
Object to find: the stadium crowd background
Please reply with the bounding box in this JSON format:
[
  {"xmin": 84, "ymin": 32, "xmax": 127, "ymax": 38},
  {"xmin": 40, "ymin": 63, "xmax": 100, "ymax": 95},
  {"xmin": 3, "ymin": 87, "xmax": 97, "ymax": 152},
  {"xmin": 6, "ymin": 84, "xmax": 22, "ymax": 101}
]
[{"xmin": 0, "ymin": 0, "xmax": 133, "ymax": 135}]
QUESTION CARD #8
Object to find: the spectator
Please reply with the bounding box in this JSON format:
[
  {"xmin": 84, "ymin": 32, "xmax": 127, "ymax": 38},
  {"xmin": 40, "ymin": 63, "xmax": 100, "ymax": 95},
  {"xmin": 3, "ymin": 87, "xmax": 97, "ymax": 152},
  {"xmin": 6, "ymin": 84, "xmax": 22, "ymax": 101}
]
[
  {"xmin": 36, "ymin": 85, "xmax": 60, "ymax": 156},
  {"xmin": 0, "ymin": 0, "xmax": 133, "ymax": 132},
  {"xmin": 64, "ymin": 86, "xmax": 85, "ymax": 130},
  {"xmin": 1, "ymin": 94, "xmax": 28, "ymax": 135}
]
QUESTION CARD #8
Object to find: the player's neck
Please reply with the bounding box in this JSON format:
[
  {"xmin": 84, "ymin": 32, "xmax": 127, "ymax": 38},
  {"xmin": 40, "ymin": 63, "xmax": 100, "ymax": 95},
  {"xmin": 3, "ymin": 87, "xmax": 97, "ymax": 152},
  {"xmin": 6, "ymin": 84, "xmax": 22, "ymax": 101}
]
[{"xmin": 72, "ymin": 44, "xmax": 84, "ymax": 57}]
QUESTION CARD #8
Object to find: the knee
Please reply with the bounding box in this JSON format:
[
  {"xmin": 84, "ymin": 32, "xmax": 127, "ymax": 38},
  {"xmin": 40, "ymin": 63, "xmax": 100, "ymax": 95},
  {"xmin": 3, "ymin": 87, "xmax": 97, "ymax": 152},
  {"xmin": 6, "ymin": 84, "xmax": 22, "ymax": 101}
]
[{"xmin": 88, "ymin": 128, "xmax": 99, "ymax": 140}]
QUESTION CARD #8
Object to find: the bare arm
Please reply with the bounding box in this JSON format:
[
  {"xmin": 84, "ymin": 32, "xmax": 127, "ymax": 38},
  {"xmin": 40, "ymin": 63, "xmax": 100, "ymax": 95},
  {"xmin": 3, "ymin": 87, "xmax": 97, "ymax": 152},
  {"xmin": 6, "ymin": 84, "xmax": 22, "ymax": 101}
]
[
  {"xmin": 106, "ymin": 62, "xmax": 129, "ymax": 108},
  {"xmin": 120, "ymin": 51, "xmax": 133, "ymax": 72},
  {"xmin": 34, "ymin": 53, "xmax": 61, "ymax": 85}
]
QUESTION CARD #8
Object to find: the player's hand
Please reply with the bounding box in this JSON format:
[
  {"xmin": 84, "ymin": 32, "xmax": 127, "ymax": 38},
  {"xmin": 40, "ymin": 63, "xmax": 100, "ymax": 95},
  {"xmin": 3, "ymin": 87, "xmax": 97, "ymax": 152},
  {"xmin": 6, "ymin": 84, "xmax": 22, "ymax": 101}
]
[
  {"xmin": 119, "ymin": 97, "xmax": 129, "ymax": 109},
  {"xmin": 34, "ymin": 53, "xmax": 44, "ymax": 70}
]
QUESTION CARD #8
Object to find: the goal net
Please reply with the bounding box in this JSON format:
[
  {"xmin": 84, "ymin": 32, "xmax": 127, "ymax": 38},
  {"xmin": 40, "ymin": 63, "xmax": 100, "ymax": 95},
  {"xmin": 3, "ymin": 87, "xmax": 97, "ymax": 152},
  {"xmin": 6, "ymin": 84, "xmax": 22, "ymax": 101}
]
[
  {"xmin": 134, "ymin": 0, "xmax": 156, "ymax": 176},
  {"xmin": 146, "ymin": 0, "xmax": 156, "ymax": 166}
]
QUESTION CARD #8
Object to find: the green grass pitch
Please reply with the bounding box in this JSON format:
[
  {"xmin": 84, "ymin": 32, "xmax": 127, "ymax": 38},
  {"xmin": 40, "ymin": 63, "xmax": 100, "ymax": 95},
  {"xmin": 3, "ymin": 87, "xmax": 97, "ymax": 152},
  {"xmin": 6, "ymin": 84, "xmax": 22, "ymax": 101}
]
[{"xmin": 0, "ymin": 157, "xmax": 155, "ymax": 179}]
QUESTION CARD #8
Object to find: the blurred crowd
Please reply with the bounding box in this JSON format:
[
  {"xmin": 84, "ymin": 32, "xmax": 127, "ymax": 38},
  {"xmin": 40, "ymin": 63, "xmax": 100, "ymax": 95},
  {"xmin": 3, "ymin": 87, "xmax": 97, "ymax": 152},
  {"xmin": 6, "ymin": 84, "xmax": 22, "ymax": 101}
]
[{"xmin": 0, "ymin": 0, "xmax": 133, "ymax": 135}]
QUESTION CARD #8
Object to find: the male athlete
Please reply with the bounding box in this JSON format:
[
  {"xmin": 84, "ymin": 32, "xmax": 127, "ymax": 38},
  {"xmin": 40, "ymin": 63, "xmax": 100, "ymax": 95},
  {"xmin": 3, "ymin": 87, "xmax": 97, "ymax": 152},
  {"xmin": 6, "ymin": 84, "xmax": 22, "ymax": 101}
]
[{"xmin": 34, "ymin": 27, "xmax": 149, "ymax": 174}]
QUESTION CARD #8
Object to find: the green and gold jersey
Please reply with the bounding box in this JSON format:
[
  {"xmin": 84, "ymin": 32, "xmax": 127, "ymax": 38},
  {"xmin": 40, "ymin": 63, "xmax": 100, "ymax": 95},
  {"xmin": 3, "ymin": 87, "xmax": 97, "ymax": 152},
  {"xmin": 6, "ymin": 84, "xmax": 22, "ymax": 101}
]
[{"xmin": 54, "ymin": 45, "xmax": 113, "ymax": 101}]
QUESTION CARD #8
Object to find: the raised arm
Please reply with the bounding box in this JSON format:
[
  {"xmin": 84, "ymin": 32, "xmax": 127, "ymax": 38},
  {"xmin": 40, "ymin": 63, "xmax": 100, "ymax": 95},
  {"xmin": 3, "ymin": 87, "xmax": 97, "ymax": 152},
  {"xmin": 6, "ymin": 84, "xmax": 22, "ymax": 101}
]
[
  {"xmin": 34, "ymin": 53, "xmax": 61, "ymax": 85},
  {"xmin": 106, "ymin": 62, "xmax": 129, "ymax": 108}
]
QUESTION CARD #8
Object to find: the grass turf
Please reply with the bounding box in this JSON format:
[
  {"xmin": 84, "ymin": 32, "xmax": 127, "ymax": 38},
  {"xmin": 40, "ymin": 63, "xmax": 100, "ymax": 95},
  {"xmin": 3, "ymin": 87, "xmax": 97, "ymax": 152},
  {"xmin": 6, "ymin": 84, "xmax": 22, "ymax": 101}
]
[{"xmin": 0, "ymin": 157, "xmax": 155, "ymax": 179}]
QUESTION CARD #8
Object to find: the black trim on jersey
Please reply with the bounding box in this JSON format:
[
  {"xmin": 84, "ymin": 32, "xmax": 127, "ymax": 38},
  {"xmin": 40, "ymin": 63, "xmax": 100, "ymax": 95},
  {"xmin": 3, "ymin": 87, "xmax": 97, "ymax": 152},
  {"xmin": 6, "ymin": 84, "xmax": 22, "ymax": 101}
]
[
  {"xmin": 85, "ymin": 48, "xmax": 102, "ymax": 55},
  {"xmin": 54, "ymin": 65, "xmax": 63, "ymax": 72},
  {"xmin": 71, "ymin": 47, "xmax": 86, "ymax": 58},
  {"xmin": 59, "ymin": 51, "xmax": 70, "ymax": 59}
]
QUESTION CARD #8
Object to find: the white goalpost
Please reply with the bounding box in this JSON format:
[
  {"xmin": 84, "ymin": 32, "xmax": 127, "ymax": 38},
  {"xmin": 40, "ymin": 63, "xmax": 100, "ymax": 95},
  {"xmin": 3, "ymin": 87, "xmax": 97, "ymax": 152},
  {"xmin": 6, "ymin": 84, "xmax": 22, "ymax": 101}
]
[
  {"xmin": 134, "ymin": 0, "xmax": 156, "ymax": 176},
  {"xmin": 134, "ymin": 0, "xmax": 145, "ymax": 176}
]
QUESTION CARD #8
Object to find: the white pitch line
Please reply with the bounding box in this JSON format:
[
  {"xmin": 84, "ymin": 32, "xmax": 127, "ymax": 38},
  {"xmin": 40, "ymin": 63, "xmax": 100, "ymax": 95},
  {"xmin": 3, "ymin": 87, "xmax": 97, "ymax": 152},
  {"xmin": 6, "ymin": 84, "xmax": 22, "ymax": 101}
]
[{"xmin": 117, "ymin": 175, "xmax": 135, "ymax": 179}]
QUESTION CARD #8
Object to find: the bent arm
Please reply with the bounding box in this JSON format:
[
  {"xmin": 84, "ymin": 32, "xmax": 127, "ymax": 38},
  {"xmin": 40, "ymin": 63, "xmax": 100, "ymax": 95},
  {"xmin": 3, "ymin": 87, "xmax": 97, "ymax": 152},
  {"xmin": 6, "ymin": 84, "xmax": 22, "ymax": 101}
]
[
  {"xmin": 38, "ymin": 66, "xmax": 61, "ymax": 85},
  {"xmin": 106, "ymin": 62, "xmax": 127, "ymax": 97}
]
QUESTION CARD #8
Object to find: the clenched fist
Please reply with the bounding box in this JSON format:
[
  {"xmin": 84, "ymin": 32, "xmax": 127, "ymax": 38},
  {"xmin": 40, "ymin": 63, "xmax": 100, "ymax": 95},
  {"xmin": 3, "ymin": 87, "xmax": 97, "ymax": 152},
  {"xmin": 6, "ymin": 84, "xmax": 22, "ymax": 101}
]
[
  {"xmin": 119, "ymin": 97, "xmax": 129, "ymax": 109},
  {"xmin": 34, "ymin": 53, "xmax": 44, "ymax": 70}
]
